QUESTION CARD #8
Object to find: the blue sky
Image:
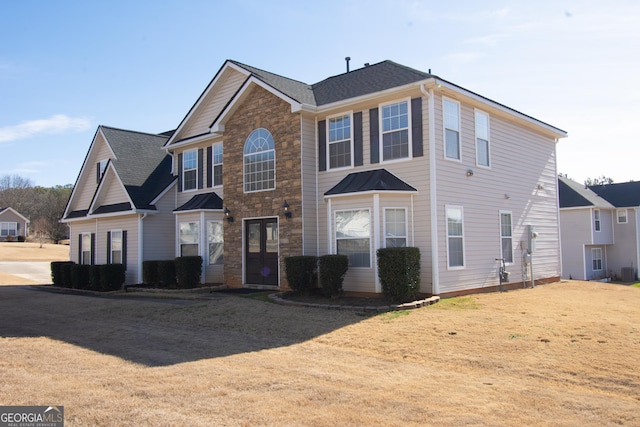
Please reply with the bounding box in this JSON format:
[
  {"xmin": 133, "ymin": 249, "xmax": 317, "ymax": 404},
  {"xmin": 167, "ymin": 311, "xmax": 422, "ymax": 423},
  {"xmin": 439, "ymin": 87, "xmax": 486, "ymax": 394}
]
[{"xmin": 1, "ymin": 0, "xmax": 638, "ymax": 187}]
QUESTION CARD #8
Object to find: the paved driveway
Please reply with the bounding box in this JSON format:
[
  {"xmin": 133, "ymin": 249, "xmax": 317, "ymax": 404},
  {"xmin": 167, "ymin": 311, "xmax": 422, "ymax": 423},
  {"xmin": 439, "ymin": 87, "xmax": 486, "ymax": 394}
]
[{"xmin": 0, "ymin": 261, "xmax": 52, "ymax": 284}]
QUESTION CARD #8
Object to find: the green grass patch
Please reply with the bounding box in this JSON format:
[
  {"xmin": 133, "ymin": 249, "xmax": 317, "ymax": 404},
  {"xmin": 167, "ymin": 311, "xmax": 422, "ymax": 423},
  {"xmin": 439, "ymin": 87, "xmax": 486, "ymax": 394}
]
[
  {"xmin": 630, "ymin": 282, "xmax": 640, "ymax": 288},
  {"xmin": 433, "ymin": 296, "xmax": 479, "ymax": 310}
]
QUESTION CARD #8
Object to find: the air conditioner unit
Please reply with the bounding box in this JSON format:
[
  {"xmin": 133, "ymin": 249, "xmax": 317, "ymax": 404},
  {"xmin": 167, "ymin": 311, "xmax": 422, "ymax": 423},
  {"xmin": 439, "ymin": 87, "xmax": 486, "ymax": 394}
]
[{"xmin": 621, "ymin": 267, "xmax": 635, "ymax": 282}]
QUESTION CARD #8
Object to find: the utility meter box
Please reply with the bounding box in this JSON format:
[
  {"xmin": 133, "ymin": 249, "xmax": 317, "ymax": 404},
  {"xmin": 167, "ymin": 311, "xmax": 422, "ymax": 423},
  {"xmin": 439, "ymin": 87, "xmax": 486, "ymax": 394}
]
[{"xmin": 526, "ymin": 225, "xmax": 538, "ymax": 254}]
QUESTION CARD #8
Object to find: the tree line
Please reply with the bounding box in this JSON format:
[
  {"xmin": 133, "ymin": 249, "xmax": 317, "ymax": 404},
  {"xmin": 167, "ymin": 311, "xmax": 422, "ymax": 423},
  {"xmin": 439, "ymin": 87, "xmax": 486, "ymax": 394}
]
[{"xmin": 0, "ymin": 174, "xmax": 72, "ymax": 243}]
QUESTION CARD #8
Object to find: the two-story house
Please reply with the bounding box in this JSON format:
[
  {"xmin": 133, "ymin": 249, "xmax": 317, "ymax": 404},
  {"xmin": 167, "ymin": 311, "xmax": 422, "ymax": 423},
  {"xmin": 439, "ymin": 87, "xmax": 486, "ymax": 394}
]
[
  {"xmin": 63, "ymin": 59, "xmax": 567, "ymax": 296},
  {"xmin": 559, "ymin": 176, "xmax": 640, "ymax": 281}
]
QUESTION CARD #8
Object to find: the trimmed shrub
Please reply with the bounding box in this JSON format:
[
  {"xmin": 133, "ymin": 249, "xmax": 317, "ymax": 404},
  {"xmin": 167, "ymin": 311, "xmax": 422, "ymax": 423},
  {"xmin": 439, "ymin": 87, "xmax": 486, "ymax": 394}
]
[
  {"xmin": 142, "ymin": 260, "xmax": 160, "ymax": 285},
  {"xmin": 51, "ymin": 261, "xmax": 74, "ymax": 287},
  {"xmin": 17, "ymin": 235, "xmax": 25, "ymax": 242},
  {"xmin": 71, "ymin": 264, "xmax": 91, "ymax": 289},
  {"xmin": 175, "ymin": 256, "xmax": 202, "ymax": 289},
  {"xmin": 284, "ymin": 256, "xmax": 317, "ymax": 294},
  {"xmin": 158, "ymin": 260, "xmax": 177, "ymax": 288},
  {"xmin": 318, "ymin": 255, "xmax": 349, "ymax": 298},
  {"xmin": 60, "ymin": 262, "xmax": 74, "ymax": 288},
  {"xmin": 89, "ymin": 265, "xmax": 102, "ymax": 291},
  {"xmin": 99, "ymin": 264, "xmax": 126, "ymax": 291},
  {"xmin": 377, "ymin": 247, "xmax": 421, "ymax": 302}
]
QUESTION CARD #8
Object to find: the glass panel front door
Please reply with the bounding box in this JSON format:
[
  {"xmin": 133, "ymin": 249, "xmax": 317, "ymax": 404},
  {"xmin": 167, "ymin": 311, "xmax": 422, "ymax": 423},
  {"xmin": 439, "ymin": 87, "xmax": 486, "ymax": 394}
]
[{"xmin": 245, "ymin": 218, "xmax": 278, "ymax": 285}]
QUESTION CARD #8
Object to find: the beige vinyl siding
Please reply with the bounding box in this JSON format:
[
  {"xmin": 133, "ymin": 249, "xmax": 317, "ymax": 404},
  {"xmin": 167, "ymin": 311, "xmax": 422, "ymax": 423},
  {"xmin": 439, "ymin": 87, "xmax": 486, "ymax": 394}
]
[
  {"xmin": 173, "ymin": 68, "xmax": 246, "ymax": 142},
  {"xmin": 607, "ymin": 209, "xmax": 638, "ymax": 279},
  {"xmin": 593, "ymin": 208, "xmax": 614, "ymax": 245},
  {"xmin": 71, "ymin": 135, "xmax": 113, "ymax": 212},
  {"xmin": 142, "ymin": 187, "xmax": 176, "ymax": 262},
  {"xmin": 95, "ymin": 173, "xmax": 129, "ymax": 207},
  {"xmin": 0, "ymin": 210, "xmax": 28, "ymax": 236},
  {"xmin": 560, "ymin": 209, "xmax": 591, "ymax": 280},
  {"xmin": 300, "ymin": 115, "xmax": 317, "ymax": 256},
  {"xmin": 95, "ymin": 215, "xmax": 139, "ymax": 285},
  {"xmin": 433, "ymin": 93, "xmax": 561, "ymax": 293}
]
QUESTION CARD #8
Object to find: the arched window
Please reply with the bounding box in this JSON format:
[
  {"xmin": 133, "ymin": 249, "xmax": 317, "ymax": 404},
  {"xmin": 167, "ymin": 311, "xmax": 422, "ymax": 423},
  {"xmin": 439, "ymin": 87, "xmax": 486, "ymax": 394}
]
[{"xmin": 244, "ymin": 128, "xmax": 275, "ymax": 192}]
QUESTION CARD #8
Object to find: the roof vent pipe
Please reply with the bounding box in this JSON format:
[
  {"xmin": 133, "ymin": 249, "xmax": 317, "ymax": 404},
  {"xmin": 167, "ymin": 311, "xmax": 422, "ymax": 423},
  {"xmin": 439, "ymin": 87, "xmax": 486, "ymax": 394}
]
[{"xmin": 345, "ymin": 56, "xmax": 351, "ymax": 72}]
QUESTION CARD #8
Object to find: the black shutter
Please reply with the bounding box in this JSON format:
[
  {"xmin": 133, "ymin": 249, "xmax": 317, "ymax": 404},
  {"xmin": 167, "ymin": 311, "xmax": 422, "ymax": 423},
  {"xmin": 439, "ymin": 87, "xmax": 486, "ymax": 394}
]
[
  {"xmin": 106, "ymin": 231, "xmax": 111, "ymax": 264},
  {"xmin": 122, "ymin": 231, "xmax": 127, "ymax": 270},
  {"xmin": 78, "ymin": 234, "xmax": 82, "ymax": 263},
  {"xmin": 177, "ymin": 153, "xmax": 183, "ymax": 192},
  {"xmin": 96, "ymin": 163, "xmax": 100, "ymax": 183},
  {"xmin": 198, "ymin": 148, "xmax": 204, "ymax": 189},
  {"xmin": 207, "ymin": 146, "xmax": 212, "ymax": 188},
  {"xmin": 370, "ymin": 108, "xmax": 379, "ymax": 164},
  {"xmin": 90, "ymin": 233, "xmax": 95, "ymax": 265},
  {"xmin": 411, "ymin": 97, "xmax": 423, "ymax": 157},
  {"xmin": 353, "ymin": 112, "xmax": 363, "ymax": 166},
  {"xmin": 318, "ymin": 120, "xmax": 326, "ymax": 171}
]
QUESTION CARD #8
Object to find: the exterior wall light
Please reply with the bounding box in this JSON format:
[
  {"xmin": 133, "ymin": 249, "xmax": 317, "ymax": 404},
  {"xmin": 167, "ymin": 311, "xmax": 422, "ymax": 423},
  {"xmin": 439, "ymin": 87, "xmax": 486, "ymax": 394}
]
[
  {"xmin": 223, "ymin": 207, "xmax": 234, "ymax": 223},
  {"xmin": 466, "ymin": 169, "xmax": 474, "ymax": 177},
  {"xmin": 282, "ymin": 200, "xmax": 292, "ymax": 219}
]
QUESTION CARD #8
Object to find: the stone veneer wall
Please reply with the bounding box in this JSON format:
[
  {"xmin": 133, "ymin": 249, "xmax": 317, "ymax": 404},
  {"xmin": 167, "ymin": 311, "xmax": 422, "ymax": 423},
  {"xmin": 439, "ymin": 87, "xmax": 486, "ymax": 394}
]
[{"xmin": 222, "ymin": 85, "xmax": 304, "ymax": 288}]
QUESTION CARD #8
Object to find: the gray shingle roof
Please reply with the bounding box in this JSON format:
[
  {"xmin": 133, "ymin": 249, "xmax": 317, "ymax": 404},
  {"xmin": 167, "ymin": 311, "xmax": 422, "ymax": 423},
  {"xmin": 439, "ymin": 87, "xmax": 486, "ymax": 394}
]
[
  {"xmin": 99, "ymin": 126, "xmax": 176, "ymax": 209},
  {"xmin": 558, "ymin": 177, "xmax": 614, "ymax": 209},
  {"xmin": 589, "ymin": 181, "xmax": 640, "ymax": 208}
]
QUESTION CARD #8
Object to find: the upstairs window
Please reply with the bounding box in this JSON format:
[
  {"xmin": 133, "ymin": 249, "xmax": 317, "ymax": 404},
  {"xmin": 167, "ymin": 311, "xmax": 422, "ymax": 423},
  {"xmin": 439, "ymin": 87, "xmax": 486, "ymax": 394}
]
[
  {"xmin": 617, "ymin": 209, "xmax": 628, "ymax": 224},
  {"xmin": 212, "ymin": 143, "xmax": 223, "ymax": 187},
  {"xmin": 444, "ymin": 98, "xmax": 461, "ymax": 160},
  {"xmin": 244, "ymin": 128, "xmax": 275, "ymax": 192},
  {"xmin": 183, "ymin": 150, "xmax": 197, "ymax": 191},
  {"xmin": 328, "ymin": 114, "xmax": 352, "ymax": 169},
  {"xmin": 594, "ymin": 209, "xmax": 601, "ymax": 232},
  {"xmin": 475, "ymin": 110, "xmax": 490, "ymax": 167},
  {"xmin": 381, "ymin": 100, "xmax": 410, "ymax": 161}
]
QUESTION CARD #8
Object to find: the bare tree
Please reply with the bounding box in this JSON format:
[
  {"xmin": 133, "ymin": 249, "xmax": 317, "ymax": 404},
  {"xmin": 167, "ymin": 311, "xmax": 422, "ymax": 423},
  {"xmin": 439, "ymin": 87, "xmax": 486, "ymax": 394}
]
[{"xmin": 584, "ymin": 175, "xmax": 614, "ymax": 186}]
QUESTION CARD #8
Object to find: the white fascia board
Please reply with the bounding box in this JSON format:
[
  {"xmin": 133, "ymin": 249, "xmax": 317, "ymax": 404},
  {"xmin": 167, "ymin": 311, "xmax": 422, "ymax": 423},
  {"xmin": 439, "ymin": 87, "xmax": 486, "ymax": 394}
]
[
  {"xmin": 427, "ymin": 79, "xmax": 568, "ymax": 139},
  {"xmin": 209, "ymin": 76, "xmax": 302, "ymax": 132},
  {"xmin": 163, "ymin": 132, "xmax": 221, "ymax": 152}
]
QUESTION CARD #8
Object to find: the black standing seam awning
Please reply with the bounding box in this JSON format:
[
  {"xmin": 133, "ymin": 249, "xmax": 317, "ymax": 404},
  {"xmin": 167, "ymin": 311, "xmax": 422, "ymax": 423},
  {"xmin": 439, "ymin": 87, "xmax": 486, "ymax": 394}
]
[{"xmin": 174, "ymin": 192, "xmax": 224, "ymax": 211}]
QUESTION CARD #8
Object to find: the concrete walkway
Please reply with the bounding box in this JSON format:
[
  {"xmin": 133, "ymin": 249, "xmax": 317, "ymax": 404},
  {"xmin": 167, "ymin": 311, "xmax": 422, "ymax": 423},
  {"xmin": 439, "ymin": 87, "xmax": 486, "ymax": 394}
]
[{"xmin": 0, "ymin": 261, "xmax": 52, "ymax": 284}]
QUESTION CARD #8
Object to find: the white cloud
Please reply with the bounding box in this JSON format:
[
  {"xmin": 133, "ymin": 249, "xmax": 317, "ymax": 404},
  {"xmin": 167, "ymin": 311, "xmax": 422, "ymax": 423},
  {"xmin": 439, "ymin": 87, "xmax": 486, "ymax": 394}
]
[{"xmin": 0, "ymin": 115, "xmax": 91, "ymax": 143}]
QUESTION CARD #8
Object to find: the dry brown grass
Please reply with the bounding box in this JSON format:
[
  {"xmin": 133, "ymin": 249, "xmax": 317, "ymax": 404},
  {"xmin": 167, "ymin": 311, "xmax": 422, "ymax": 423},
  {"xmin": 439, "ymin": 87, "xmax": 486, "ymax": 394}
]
[
  {"xmin": 0, "ymin": 241, "xmax": 70, "ymax": 261},
  {"xmin": 1, "ymin": 281, "xmax": 639, "ymax": 426}
]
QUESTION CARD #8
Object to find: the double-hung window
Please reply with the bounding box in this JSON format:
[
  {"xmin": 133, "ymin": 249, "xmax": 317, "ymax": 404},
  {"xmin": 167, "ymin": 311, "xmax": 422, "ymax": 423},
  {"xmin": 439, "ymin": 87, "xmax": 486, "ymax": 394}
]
[
  {"xmin": 328, "ymin": 114, "xmax": 352, "ymax": 169},
  {"xmin": 336, "ymin": 209, "xmax": 371, "ymax": 267},
  {"xmin": 244, "ymin": 128, "xmax": 275, "ymax": 192},
  {"xmin": 179, "ymin": 222, "xmax": 199, "ymax": 256},
  {"xmin": 444, "ymin": 98, "xmax": 461, "ymax": 160},
  {"xmin": 207, "ymin": 221, "xmax": 224, "ymax": 265},
  {"xmin": 446, "ymin": 206, "xmax": 464, "ymax": 268},
  {"xmin": 500, "ymin": 212, "xmax": 513, "ymax": 264},
  {"xmin": 0, "ymin": 222, "xmax": 17, "ymax": 237},
  {"xmin": 475, "ymin": 110, "xmax": 490, "ymax": 167},
  {"xmin": 592, "ymin": 248, "xmax": 603, "ymax": 271},
  {"xmin": 183, "ymin": 150, "xmax": 197, "ymax": 191},
  {"xmin": 384, "ymin": 208, "xmax": 407, "ymax": 247},
  {"xmin": 212, "ymin": 143, "xmax": 223, "ymax": 187},
  {"xmin": 617, "ymin": 209, "xmax": 628, "ymax": 224},
  {"xmin": 594, "ymin": 209, "xmax": 601, "ymax": 232},
  {"xmin": 381, "ymin": 100, "xmax": 410, "ymax": 161},
  {"xmin": 110, "ymin": 230, "xmax": 123, "ymax": 264},
  {"xmin": 81, "ymin": 233, "xmax": 92, "ymax": 265}
]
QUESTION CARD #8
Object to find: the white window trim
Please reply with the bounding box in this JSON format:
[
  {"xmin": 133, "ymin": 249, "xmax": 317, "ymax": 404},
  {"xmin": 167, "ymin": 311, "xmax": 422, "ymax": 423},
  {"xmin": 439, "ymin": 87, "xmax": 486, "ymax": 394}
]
[
  {"xmin": 81, "ymin": 232, "xmax": 92, "ymax": 265},
  {"xmin": 474, "ymin": 109, "xmax": 491, "ymax": 169},
  {"xmin": 443, "ymin": 97, "xmax": 462, "ymax": 162},
  {"xmin": 445, "ymin": 205, "xmax": 465, "ymax": 270},
  {"xmin": 179, "ymin": 221, "xmax": 200, "ymax": 256},
  {"xmin": 109, "ymin": 229, "xmax": 123, "ymax": 264},
  {"xmin": 335, "ymin": 208, "xmax": 372, "ymax": 269},
  {"xmin": 379, "ymin": 97, "xmax": 412, "ymax": 164},
  {"xmin": 617, "ymin": 209, "xmax": 628, "ymax": 224},
  {"xmin": 97, "ymin": 159, "xmax": 108, "ymax": 183},
  {"xmin": 326, "ymin": 111, "xmax": 354, "ymax": 170},
  {"xmin": 592, "ymin": 247, "xmax": 603, "ymax": 271},
  {"xmin": 0, "ymin": 222, "xmax": 18, "ymax": 237},
  {"xmin": 207, "ymin": 220, "xmax": 224, "ymax": 265},
  {"xmin": 182, "ymin": 149, "xmax": 198, "ymax": 192},
  {"xmin": 594, "ymin": 209, "xmax": 601, "ymax": 232},
  {"xmin": 499, "ymin": 210, "xmax": 513, "ymax": 265},
  {"xmin": 212, "ymin": 142, "xmax": 223, "ymax": 187},
  {"xmin": 383, "ymin": 207, "xmax": 408, "ymax": 248},
  {"xmin": 243, "ymin": 128, "xmax": 276, "ymax": 194}
]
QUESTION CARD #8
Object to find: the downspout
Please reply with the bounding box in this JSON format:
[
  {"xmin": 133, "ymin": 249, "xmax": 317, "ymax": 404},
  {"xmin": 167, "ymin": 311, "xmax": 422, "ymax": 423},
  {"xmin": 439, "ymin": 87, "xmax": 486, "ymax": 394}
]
[
  {"xmin": 421, "ymin": 83, "xmax": 439, "ymax": 295},
  {"xmin": 138, "ymin": 213, "xmax": 148, "ymax": 283}
]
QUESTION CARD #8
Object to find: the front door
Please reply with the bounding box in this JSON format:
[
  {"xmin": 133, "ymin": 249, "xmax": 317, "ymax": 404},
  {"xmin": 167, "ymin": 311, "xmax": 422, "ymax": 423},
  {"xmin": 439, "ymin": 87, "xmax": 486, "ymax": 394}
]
[{"xmin": 245, "ymin": 218, "xmax": 278, "ymax": 286}]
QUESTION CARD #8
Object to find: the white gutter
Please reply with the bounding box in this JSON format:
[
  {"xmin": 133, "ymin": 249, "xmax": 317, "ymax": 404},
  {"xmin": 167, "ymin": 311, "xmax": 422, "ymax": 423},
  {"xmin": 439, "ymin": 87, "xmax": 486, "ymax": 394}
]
[{"xmin": 421, "ymin": 84, "xmax": 440, "ymax": 295}]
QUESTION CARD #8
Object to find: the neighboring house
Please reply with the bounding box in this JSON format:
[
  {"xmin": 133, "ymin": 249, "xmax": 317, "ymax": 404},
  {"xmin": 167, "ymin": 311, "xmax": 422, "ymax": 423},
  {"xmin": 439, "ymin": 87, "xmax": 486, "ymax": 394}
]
[
  {"xmin": 64, "ymin": 59, "xmax": 567, "ymax": 296},
  {"xmin": 0, "ymin": 207, "xmax": 29, "ymax": 240},
  {"xmin": 559, "ymin": 177, "xmax": 640, "ymax": 281},
  {"xmin": 61, "ymin": 126, "xmax": 176, "ymax": 284}
]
